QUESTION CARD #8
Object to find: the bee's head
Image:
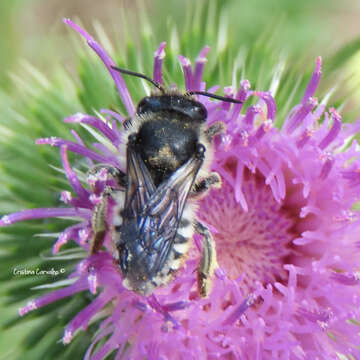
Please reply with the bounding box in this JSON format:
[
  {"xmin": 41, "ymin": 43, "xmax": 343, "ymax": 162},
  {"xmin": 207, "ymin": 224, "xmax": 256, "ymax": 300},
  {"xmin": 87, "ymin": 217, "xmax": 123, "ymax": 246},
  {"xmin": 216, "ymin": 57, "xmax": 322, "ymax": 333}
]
[
  {"xmin": 136, "ymin": 95, "xmax": 207, "ymax": 124},
  {"xmin": 110, "ymin": 65, "xmax": 244, "ymax": 123}
]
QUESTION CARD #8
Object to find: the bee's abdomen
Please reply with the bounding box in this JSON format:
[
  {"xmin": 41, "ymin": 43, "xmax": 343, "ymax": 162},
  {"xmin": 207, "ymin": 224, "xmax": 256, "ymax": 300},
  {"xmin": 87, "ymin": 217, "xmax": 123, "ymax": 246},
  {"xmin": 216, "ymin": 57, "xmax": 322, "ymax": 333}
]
[
  {"xmin": 150, "ymin": 216, "xmax": 194, "ymax": 289},
  {"xmin": 119, "ymin": 206, "xmax": 194, "ymax": 295},
  {"xmin": 173, "ymin": 218, "xmax": 193, "ymax": 256}
]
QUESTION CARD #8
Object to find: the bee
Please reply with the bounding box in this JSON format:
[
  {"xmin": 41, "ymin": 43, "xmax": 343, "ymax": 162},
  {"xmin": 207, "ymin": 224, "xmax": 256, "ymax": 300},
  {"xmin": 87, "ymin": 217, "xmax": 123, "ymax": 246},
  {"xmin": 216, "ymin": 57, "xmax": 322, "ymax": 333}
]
[{"xmin": 89, "ymin": 67, "xmax": 243, "ymax": 297}]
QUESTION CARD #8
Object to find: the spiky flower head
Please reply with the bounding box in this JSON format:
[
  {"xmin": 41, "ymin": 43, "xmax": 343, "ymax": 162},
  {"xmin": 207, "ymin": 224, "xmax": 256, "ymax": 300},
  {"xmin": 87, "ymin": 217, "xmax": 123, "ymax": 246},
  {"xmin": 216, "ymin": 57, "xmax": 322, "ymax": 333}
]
[{"xmin": 2, "ymin": 18, "xmax": 360, "ymax": 360}]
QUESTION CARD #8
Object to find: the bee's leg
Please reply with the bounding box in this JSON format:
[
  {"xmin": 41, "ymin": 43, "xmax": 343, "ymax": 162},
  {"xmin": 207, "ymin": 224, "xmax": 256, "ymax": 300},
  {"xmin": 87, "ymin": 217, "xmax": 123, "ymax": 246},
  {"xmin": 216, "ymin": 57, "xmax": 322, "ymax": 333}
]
[
  {"xmin": 90, "ymin": 187, "xmax": 112, "ymax": 254},
  {"xmin": 88, "ymin": 164, "xmax": 127, "ymax": 188},
  {"xmin": 123, "ymin": 117, "xmax": 133, "ymax": 130},
  {"xmin": 190, "ymin": 172, "xmax": 221, "ymax": 199},
  {"xmin": 195, "ymin": 221, "xmax": 218, "ymax": 298},
  {"xmin": 88, "ymin": 164, "xmax": 126, "ymax": 254},
  {"xmin": 204, "ymin": 122, "xmax": 225, "ymax": 141},
  {"xmin": 90, "ymin": 187, "xmax": 125, "ymax": 255}
]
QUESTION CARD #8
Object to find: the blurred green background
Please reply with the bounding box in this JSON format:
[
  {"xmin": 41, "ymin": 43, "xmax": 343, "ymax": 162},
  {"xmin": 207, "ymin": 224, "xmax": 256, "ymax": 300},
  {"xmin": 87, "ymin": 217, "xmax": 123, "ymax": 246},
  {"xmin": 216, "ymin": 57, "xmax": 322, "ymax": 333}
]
[
  {"xmin": 1, "ymin": 0, "xmax": 360, "ymax": 359},
  {"xmin": 1, "ymin": 0, "xmax": 360, "ymax": 90}
]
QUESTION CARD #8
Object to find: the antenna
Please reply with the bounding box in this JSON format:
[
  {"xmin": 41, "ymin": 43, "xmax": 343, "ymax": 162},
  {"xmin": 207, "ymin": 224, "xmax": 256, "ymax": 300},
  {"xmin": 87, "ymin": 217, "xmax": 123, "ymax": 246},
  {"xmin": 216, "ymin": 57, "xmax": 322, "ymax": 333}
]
[
  {"xmin": 111, "ymin": 66, "xmax": 245, "ymax": 105},
  {"xmin": 187, "ymin": 91, "xmax": 244, "ymax": 104},
  {"xmin": 111, "ymin": 66, "xmax": 165, "ymax": 92}
]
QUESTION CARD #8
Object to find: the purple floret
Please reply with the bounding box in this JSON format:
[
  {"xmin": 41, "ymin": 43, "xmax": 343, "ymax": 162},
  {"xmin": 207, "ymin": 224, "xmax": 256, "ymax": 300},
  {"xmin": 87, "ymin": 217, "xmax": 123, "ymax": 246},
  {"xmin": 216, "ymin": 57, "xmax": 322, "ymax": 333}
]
[{"xmin": 2, "ymin": 19, "xmax": 360, "ymax": 360}]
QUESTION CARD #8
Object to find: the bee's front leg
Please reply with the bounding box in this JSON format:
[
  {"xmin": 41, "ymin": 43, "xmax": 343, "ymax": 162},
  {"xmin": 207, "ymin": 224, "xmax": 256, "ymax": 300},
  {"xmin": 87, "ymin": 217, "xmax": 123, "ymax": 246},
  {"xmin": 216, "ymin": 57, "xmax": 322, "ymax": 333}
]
[
  {"xmin": 88, "ymin": 164, "xmax": 127, "ymax": 188},
  {"xmin": 90, "ymin": 186, "xmax": 113, "ymax": 254},
  {"xmin": 190, "ymin": 172, "xmax": 221, "ymax": 199},
  {"xmin": 87, "ymin": 164, "xmax": 126, "ymax": 255},
  {"xmin": 204, "ymin": 122, "xmax": 225, "ymax": 142},
  {"xmin": 195, "ymin": 221, "xmax": 218, "ymax": 298}
]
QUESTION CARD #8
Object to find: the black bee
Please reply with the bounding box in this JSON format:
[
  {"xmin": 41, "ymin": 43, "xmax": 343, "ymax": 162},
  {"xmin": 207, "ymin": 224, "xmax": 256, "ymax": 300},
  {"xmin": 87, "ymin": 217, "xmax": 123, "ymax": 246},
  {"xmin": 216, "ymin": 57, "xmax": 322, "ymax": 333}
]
[{"xmin": 89, "ymin": 67, "xmax": 243, "ymax": 297}]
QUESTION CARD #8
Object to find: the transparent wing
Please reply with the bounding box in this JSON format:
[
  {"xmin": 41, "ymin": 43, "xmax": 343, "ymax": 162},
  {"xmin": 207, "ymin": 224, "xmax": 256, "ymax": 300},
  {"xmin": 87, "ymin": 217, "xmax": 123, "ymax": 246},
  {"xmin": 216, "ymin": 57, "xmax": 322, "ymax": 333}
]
[
  {"xmin": 124, "ymin": 143, "xmax": 156, "ymax": 217},
  {"xmin": 124, "ymin": 144, "xmax": 204, "ymax": 276}
]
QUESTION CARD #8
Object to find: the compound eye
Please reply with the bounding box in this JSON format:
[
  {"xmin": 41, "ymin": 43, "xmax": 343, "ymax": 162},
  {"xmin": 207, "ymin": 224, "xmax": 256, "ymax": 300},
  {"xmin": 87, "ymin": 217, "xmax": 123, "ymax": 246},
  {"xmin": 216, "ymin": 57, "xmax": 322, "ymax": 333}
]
[
  {"xmin": 196, "ymin": 143, "xmax": 206, "ymax": 158},
  {"xmin": 128, "ymin": 133, "xmax": 137, "ymax": 145},
  {"xmin": 137, "ymin": 98, "xmax": 150, "ymax": 115},
  {"xmin": 137, "ymin": 97, "xmax": 161, "ymax": 115},
  {"xmin": 192, "ymin": 104, "xmax": 207, "ymax": 122}
]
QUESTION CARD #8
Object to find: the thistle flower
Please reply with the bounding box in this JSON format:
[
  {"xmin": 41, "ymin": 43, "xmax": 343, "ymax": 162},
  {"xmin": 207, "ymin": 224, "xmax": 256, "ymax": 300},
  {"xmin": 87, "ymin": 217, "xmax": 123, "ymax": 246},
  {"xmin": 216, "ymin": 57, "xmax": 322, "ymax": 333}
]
[{"xmin": 2, "ymin": 18, "xmax": 360, "ymax": 360}]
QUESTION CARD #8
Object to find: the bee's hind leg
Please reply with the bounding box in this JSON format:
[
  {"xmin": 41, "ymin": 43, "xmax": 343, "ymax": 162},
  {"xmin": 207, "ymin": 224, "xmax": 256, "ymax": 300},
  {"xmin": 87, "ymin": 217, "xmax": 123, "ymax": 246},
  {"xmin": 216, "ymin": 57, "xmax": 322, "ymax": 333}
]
[{"xmin": 195, "ymin": 221, "xmax": 218, "ymax": 297}]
